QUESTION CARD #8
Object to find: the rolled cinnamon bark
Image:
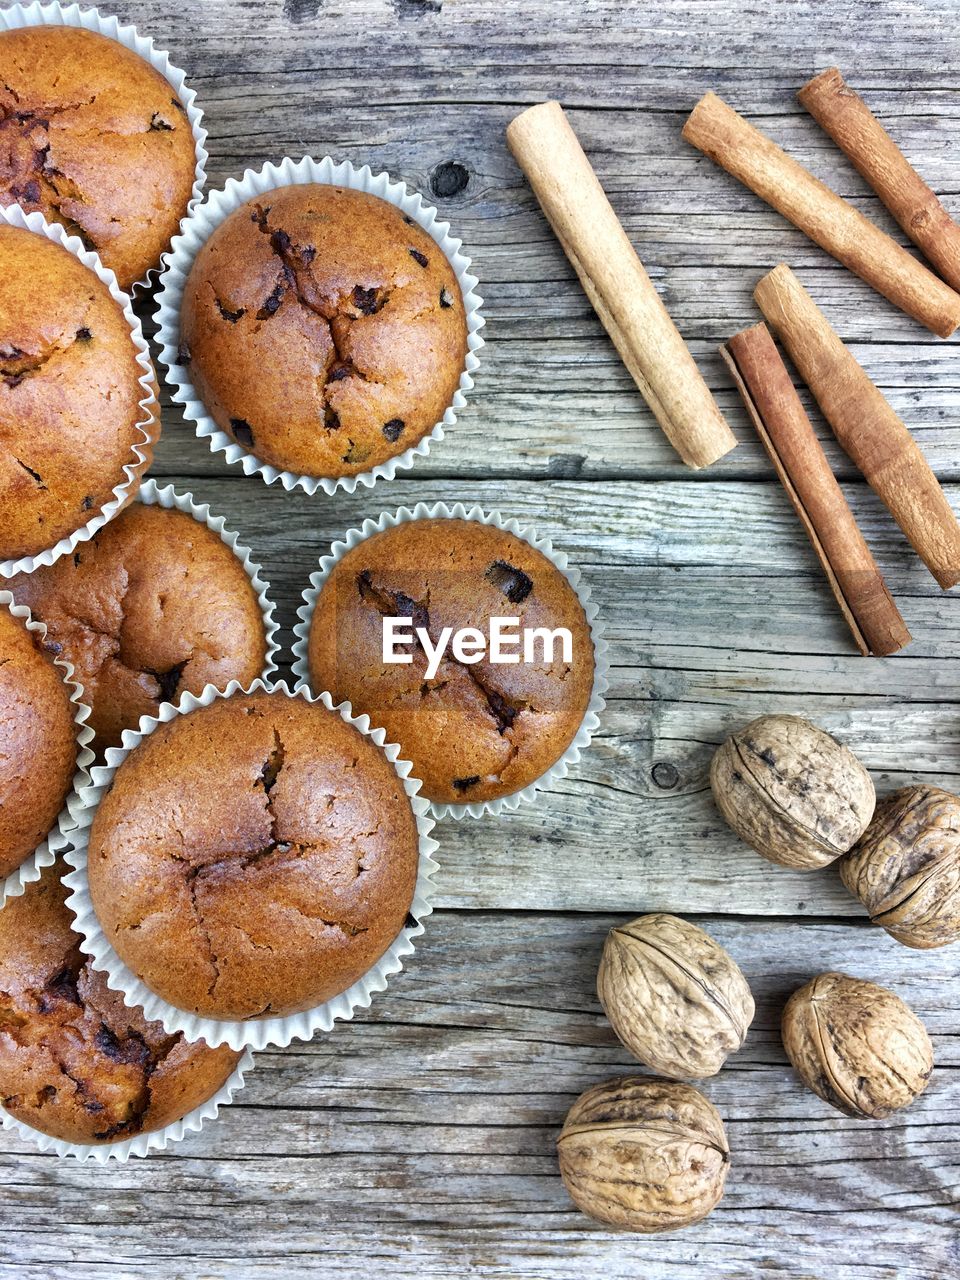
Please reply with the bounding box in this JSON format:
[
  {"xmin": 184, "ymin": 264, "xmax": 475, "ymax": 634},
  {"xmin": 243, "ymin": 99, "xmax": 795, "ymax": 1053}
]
[
  {"xmin": 721, "ymin": 322, "xmax": 911, "ymax": 656},
  {"xmin": 755, "ymin": 264, "xmax": 960, "ymax": 590},
  {"xmin": 507, "ymin": 100, "xmax": 737, "ymax": 469},
  {"xmin": 683, "ymin": 92, "xmax": 960, "ymax": 337},
  {"xmin": 799, "ymin": 69, "xmax": 960, "ymax": 295}
]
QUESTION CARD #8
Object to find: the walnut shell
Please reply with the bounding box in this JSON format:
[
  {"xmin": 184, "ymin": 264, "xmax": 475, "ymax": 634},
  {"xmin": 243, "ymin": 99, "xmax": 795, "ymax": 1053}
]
[
  {"xmin": 710, "ymin": 714, "xmax": 875, "ymax": 869},
  {"xmin": 597, "ymin": 914, "xmax": 755, "ymax": 1079},
  {"xmin": 781, "ymin": 972, "xmax": 933, "ymax": 1119},
  {"xmin": 841, "ymin": 785, "xmax": 960, "ymax": 949},
  {"xmin": 557, "ymin": 1076, "xmax": 729, "ymax": 1232}
]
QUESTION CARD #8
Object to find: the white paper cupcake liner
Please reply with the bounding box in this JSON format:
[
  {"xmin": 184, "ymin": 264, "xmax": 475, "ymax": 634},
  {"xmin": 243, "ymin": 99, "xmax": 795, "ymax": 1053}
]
[
  {"xmin": 291, "ymin": 501, "xmax": 609, "ymax": 821},
  {"xmin": 0, "ymin": 592, "xmax": 94, "ymax": 908},
  {"xmin": 0, "ymin": 205, "xmax": 159, "ymax": 579},
  {"xmin": 0, "ymin": 2, "xmax": 209, "ymax": 292},
  {"xmin": 136, "ymin": 477, "xmax": 281, "ymax": 685},
  {"xmin": 154, "ymin": 154, "xmax": 485, "ymax": 495},
  {"xmin": 1, "ymin": 1046, "xmax": 253, "ymax": 1164},
  {"xmin": 61, "ymin": 677, "xmax": 439, "ymax": 1052}
]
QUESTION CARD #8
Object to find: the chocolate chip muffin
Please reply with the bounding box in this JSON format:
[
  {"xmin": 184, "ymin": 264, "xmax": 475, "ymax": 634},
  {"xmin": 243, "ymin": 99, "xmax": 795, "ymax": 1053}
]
[
  {"xmin": 0, "ymin": 25, "xmax": 198, "ymax": 289},
  {"xmin": 9, "ymin": 502, "xmax": 269, "ymax": 751},
  {"xmin": 0, "ymin": 864, "xmax": 241, "ymax": 1146},
  {"xmin": 180, "ymin": 184, "xmax": 468, "ymax": 478},
  {"xmin": 88, "ymin": 691, "xmax": 421, "ymax": 1021},
  {"xmin": 0, "ymin": 602, "xmax": 77, "ymax": 880},
  {"xmin": 0, "ymin": 224, "xmax": 151, "ymax": 564},
  {"xmin": 306, "ymin": 518, "xmax": 596, "ymax": 806}
]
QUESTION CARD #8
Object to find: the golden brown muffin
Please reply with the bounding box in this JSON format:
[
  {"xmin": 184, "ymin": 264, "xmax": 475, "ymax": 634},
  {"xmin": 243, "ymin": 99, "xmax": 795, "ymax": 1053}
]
[
  {"xmin": 9, "ymin": 502, "xmax": 269, "ymax": 751},
  {"xmin": 0, "ymin": 604, "xmax": 76, "ymax": 879},
  {"xmin": 0, "ymin": 26, "xmax": 198, "ymax": 289},
  {"xmin": 88, "ymin": 691, "xmax": 421, "ymax": 1021},
  {"xmin": 180, "ymin": 184, "xmax": 468, "ymax": 478},
  {"xmin": 0, "ymin": 225, "xmax": 150, "ymax": 563},
  {"xmin": 0, "ymin": 864, "xmax": 241, "ymax": 1146},
  {"xmin": 306, "ymin": 518, "xmax": 595, "ymax": 806}
]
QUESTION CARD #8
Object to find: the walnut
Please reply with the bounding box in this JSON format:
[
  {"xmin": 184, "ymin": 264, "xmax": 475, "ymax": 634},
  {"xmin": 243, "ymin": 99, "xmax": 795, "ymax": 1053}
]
[
  {"xmin": 781, "ymin": 972, "xmax": 933, "ymax": 1119},
  {"xmin": 557, "ymin": 1076, "xmax": 729, "ymax": 1232},
  {"xmin": 710, "ymin": 713, "xmax": 875, "ymax": 869},
  {"xmin": 597, "ymin": 914, "xmax": 754, "ymax": 1078},
  {"xmin": 841, "ymin": 785, "xmax": 960, "ymax": 949}
]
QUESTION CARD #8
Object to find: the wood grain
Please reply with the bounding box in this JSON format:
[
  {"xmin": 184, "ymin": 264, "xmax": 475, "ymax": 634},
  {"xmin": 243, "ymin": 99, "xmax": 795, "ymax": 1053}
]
[
  {"xmin": 1, "ymin": 913, "xmax": 957, "ymax": 1277},
  {"xmin": 4, "ymin": 0, "xmax": 960, "ymax": 1275}
]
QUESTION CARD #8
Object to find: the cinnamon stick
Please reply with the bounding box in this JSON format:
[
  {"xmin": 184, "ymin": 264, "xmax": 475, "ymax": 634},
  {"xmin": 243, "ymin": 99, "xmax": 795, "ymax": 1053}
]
[
  {"xmin": 682, "ymin": 92, "xmax": 960, "ymax": 337},
  {"xmin": 721, "ymin": 322, "xmax": 911, "ymax": 656},
  {"xmin": 754, "ymin": 264, "xmax": 960, "ymax": 590},
  {"xmin": 799, "ymin": 69, "xmax": 960, "ymax": 295},
  {"xmin": 507, "ymin": 100, "xmax": 737, "ymax": 469}
]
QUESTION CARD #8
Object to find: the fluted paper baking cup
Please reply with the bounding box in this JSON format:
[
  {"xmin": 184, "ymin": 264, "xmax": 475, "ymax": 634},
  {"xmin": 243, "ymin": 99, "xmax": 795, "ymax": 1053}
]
[
  {"xmin": 0, "ymin": 1046, "xmax": 253, "ymax": 1163},
  {"xmin": 291, "ymin": 501, "xmax": 609, "ymax": 821},
  {"xmin": 155, "ymin": 154, "xmax": 484, "ymax": 495},
  {"xmin": 0, "ymin": 205, "xmax": 159, "ymax": 579},
  {"xmin": 136, "ymin": 478, "xmax": 281, "ymax": 684},
  {"xmin": 62, "ymin": 678, "xmax": 439, "ymax": 1052},
  {"xmin": 0, "ymin": 1, "xmax": 209, "ymax": 292},
  {"xmin": 0, "ymin": 592, "xmax": 94, "ymax": 908}
]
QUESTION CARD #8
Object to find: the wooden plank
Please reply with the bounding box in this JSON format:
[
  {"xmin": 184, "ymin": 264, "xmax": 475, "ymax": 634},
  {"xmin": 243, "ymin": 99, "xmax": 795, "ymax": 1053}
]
[
  {"xmin": 127, "ymin": 0, "xmax": 960, "ymax": 84},
  {"xmin": 143, "ymin": 316, "xmax": 960, "ymax": 483},
  {"xmin": 91, "ymin": 475, "xmax": 960, "ymax": 914},
  {"xmin": 146, "ymin": 370, "xmax": 960, "ymax": 484},
  {"xmin": 136, "ymin": 165, "xmax": 960, "ymax": 484},
  {"xmin": 0, "ymin": 913, "xmax": 955, "ymax": 1278},
  {"xmin": 126, "ymin": 0, "xmax": 960, "ymax": 486}
]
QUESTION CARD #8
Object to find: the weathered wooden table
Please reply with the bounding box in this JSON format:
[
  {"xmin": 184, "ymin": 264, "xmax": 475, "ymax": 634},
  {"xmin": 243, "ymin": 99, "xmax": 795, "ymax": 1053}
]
[{"xmin": 4, "ymin": 1, "xmax": 960, "ymax": 1275}]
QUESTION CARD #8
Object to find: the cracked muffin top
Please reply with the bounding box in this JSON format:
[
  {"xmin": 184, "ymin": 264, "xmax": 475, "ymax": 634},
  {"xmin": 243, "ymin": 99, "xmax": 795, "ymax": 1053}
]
[
  {"xmin": 0, "ymin": 603, "xmax": 77, "ymax": 880},
  {"xmin": 8, "ymin": 502, "xmax": 269, "ymax": 752},
  {"xmin": 0, "ymin": 25, "xmax": 198, "ymax": 290},
  {"xmin": 0, "ymin": 863, "xmax": 241, "ymax": 1146},
  {"xmin": 306, "ymin": 518, "xmax": 596, "ymax": 806},
  {"xmin": 0, "ymin": 224, "xmax": 150, "ymax": 563},
  {"xmin": 179, "ymin": 183, "xmax": 468, "ymax": 478},
  {"xmin": 87, "ymin": 691, "xmax": 421, "ymax": 1021}
]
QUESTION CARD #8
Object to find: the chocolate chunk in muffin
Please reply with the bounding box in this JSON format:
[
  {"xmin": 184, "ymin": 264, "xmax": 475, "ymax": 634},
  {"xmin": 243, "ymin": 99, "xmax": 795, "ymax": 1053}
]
[
  {"xmin": 0, "ymin": 603, "xmax": 77, "ymax": 879},
  {"xmin": 0, "ymin": 225, "xmax": 151, "ymax": 563},
  {"xmin": 0, "ymin": 864, "xmax": 240, "ymax": 1145},
  {"xmin": 180, "ymin": 184, "xmax": 468, "ymax": 478},
  {"xmin": 8, "ymin": 502, "xmax": 269, "ymax": 751},
  {"xmin": 306, "ymin": 518, "xmax": 596, "ymax": 806},
  {"xmin": 87, "ymin": 691, "xmax": 421, "ymax": 1020},
  {"xmin": 0, "ymin": 26, "xmax": 198, "ymax": 289}
]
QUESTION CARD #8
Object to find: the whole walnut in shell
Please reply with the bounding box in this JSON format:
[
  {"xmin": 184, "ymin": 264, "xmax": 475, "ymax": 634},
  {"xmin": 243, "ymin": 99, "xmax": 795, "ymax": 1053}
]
[
  {"xmin": 781, "ymin": 972, "xmax": 933, "ymax": 1119},
  {"xmin": 710, "ymin": 714, "xmax": 875, "ymax": 869},
  {"xmin": 841, "ymin": 785, "xmax": 960, "ymax": 949},
  {"xmin": 597, "ymin": 914, "xmax": 755, "ymax": 1079},
  {"xmin": 557, "ymin": 1076, "xmax": 729, "ymax": 1232}
]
